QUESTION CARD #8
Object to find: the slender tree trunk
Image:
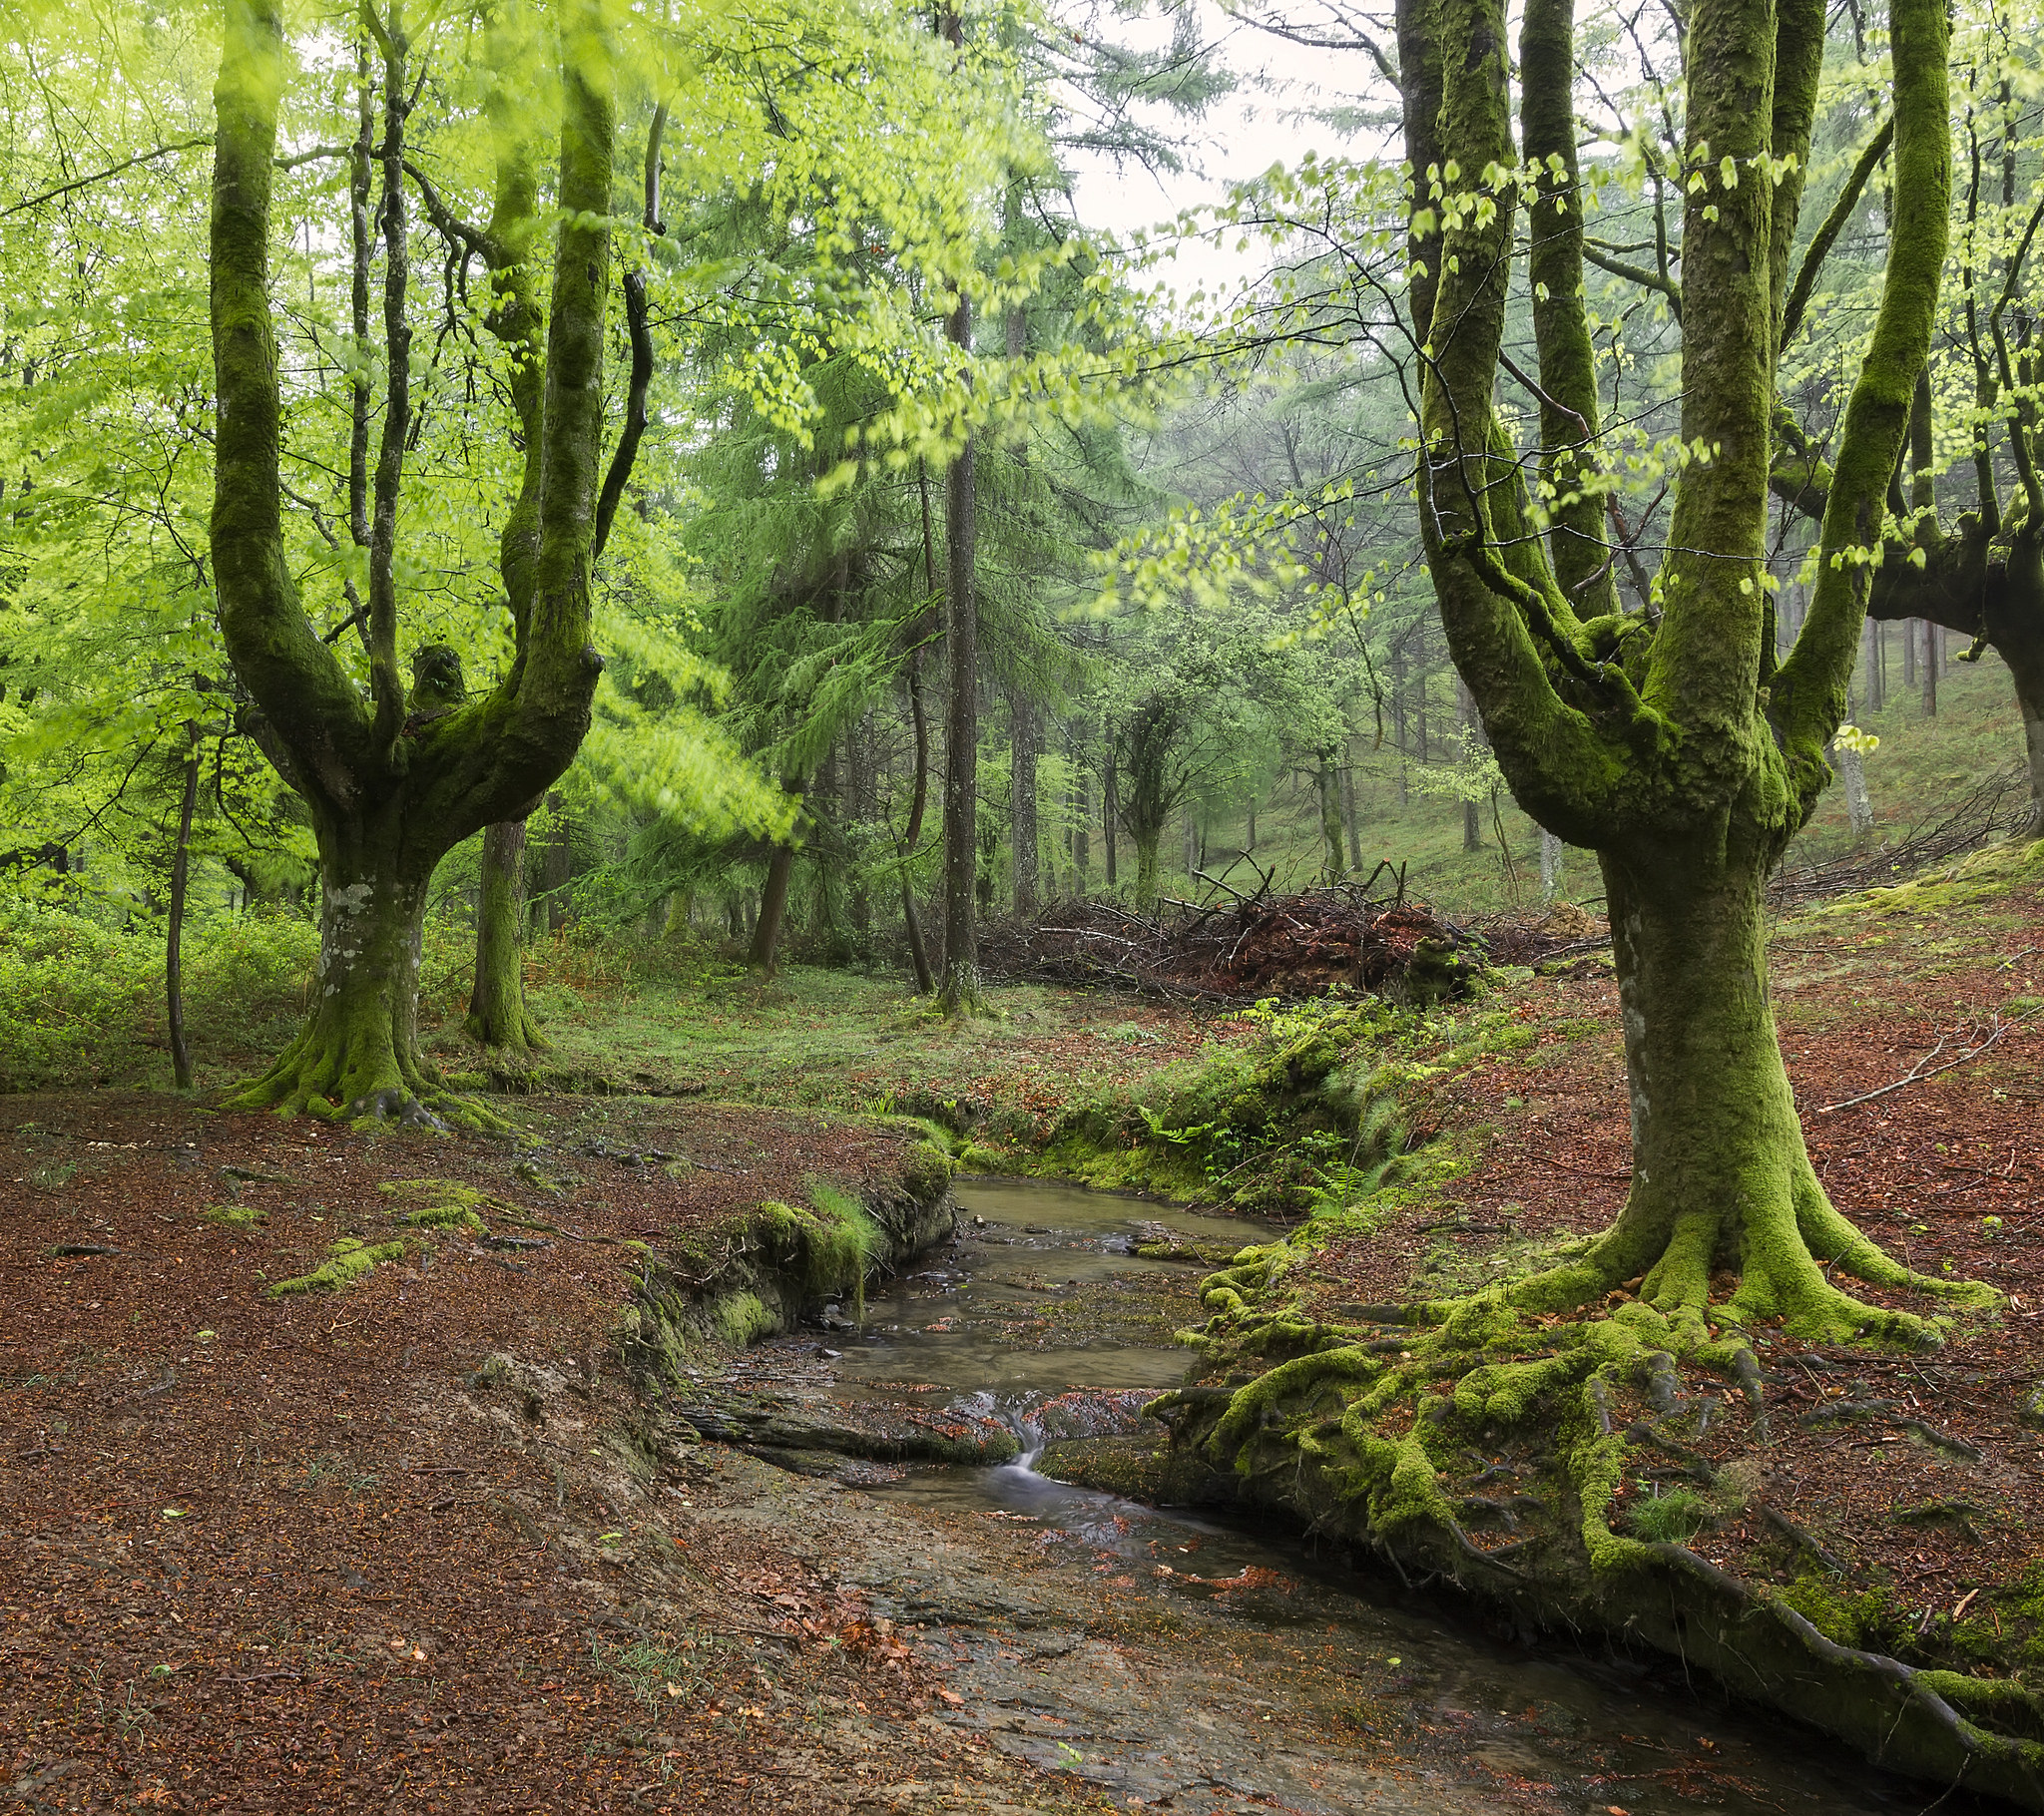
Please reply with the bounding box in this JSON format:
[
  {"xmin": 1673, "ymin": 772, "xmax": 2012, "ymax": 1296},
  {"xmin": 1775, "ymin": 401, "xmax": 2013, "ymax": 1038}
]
[
  {"xmin": 1902, "ymin": 619, "xmax": 1917, "ymax": 686},
  {"xmin": 1832, "ymin": 740, "xmax": 1875, "ymax": 841},
  {"xmin": 1316, "ymin": 755, "xmax": 1346, "ymax": 878},
  {"xmin": 1922, "ymin": 619, "xmax": 1939, "ymax": 714},
  {"xmin": 938, "ymin": 301, "xmax": 979, "ymax": 1013},
  {"xmin": 846, "ymin": 717, "xmax": 872, "ymax": 937},
  {"xmin": 1069, "ymin": 756, "xmax": 1089, "ymax": 895},
  {"xmin": 538, "ymin": 793, "xmax": 572, "ymax": 933},
  {"xmin": 1101, "ymin": 724, "xmax": 1119, "ymax": 890},
  {"xmin": 1246, "ymin": 799, "xmax": 1258, "ymax": 850},
  {"xmin": 1340, "ymin": 739, "xmax": 1361, "ymax": 869},
  {"xmin": 167, "ymin": 725, "xmax": 201, "ymax": 1091},
  {"xmin": 1011, "ymin": 689, "xmax": 1039, "ymax": 917},
  {"xmin": 1539, "ymin": 828, "xmax": 1563, "ymax": 900},
  {"xmin": 467, "ymin": 819, "xmax": 543, "ymax": 1053},
  {"xmin": 1459, "ymin": 681, "xmax": 1483, "ymax": 852},
  {"xmin": 751, "ymin": 838, "xmax": 798, "ymax": 975},
  {"xmin": 900, "ymin": 654, "xmax": 935, "ymax": 994}
]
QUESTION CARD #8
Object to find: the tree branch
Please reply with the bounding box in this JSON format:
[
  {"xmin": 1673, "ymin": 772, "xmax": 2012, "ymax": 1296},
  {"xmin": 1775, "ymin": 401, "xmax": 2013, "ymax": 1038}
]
[
  {"xmin": 1, "ymin": 136, "xmax": 212, "ymax": 219},
  {"xmin": 1582, "ymin": 242, "xmax": 1682, "ymax": 320},
  {"xmin": 1782, "ymin": 114, "xmax": 1893, "ymax": 346},
  {"xmin": 593, "ymin": 102, "xmax": 668, "ymax": 567}
]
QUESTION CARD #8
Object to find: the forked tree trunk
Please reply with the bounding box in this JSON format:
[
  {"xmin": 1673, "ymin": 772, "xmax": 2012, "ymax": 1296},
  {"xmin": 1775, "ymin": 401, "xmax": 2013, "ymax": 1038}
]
[{"xmin": 467, "ymin": 819, "xmax": 544, "ymax": 1053}]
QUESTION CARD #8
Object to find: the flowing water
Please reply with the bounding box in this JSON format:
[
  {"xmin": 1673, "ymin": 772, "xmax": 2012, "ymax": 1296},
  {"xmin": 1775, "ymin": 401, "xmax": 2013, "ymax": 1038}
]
[{"xmin": 787, "ymin": 1177, "xmax": 1979, "ymax": 1814}]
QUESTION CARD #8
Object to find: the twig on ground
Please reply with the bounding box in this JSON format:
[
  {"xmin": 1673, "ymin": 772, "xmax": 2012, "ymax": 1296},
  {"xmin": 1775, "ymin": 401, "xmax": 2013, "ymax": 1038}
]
[{"xmin": 1814, "ymin": 1004, "xmax": 2043, "ymax": 1115}]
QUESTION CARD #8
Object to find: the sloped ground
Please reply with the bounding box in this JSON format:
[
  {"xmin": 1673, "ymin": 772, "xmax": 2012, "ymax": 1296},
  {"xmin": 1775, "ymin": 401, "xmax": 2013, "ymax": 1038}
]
[
  {"xmin": 0, "ymin": 1098, "xmax": 1087, "ymax": 1815},
  {"xmin": 1238, "ymin": 838, "xmax": 2044, "ymax": 1696}
]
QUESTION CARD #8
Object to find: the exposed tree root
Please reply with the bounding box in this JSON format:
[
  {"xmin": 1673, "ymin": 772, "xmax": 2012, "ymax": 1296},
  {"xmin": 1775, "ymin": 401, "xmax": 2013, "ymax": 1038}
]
[
  {"xmin": 226, "ymin": 1025, "xmax": 508, "ymax": 1134},
  {"xmin": 1164, "ymin": 1188, "xmax": 2002, "ymax": 1588}
]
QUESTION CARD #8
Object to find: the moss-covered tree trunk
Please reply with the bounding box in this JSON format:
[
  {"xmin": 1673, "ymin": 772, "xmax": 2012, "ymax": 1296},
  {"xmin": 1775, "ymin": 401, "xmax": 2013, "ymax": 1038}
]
[
  {"xmin": 1316, "ymin": 754, "xmax": 1346, "ymax": 878},
  {"xmin": 1133, "ymin": 830, "xmax": 1160, "ymax": 908},
  {"xmin": 1545, "ymin": 840, "xmax": 1945, "ymax": 1345},
  {"xmin": 467, "ymin": 819, "xmax": 543, "ymax": 1054},
  {"xmin": 242, "ymin": 811, "xmax": 434, "ymax": 1121},
  {"xmin": 209, "ymin": 0, "xmax": 625, "ymax": 1125},
  {"xmin": 1379, "ymin": 0, "xmax": 1974, "ymax": 1368}
]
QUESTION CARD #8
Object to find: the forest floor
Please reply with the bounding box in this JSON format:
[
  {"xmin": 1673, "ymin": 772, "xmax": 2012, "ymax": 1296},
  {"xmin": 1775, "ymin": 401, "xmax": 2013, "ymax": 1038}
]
[
  {"xmin": 1266, "ymin": 836, "xmax": 2044, "ymax": 1670},
  {"xmin": 7, "ymin": 839, "xmax": 2044, "ymax": 1812}
]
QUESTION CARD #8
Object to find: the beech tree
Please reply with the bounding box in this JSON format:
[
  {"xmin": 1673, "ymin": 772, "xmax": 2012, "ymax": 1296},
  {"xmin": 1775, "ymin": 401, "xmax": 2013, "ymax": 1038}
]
[
  {"xmin": 1390, "ymin": 0, "xmax": 1994, "ymax": 1357},
  {"xmin": 211, "ymin": 0, "xmax": 627, "ymax": 1124},
  {"xmin": 1768, "ymin": 16, "xmax": 2044, "ymax": 830}
]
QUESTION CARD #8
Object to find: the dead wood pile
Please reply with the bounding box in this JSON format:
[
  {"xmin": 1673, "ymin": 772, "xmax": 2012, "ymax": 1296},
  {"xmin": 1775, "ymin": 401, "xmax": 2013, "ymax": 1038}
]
[
  {"xmin": 978, "ymin": 871, "xmax": 1605, "ymax": 1004},
  {"xmin": 1768, "ymin": 760, "xmax": 2034, "ymax": 908}
]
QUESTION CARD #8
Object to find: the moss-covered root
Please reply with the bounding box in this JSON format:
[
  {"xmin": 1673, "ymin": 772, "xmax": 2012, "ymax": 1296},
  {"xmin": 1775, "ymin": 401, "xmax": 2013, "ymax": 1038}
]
[
  {"xmin": 227, "ymin": 1022, "xmax": 505, "ymax": 1134},
  {"xmin": 263, "ymin": 1236, "xmax": 407, "ymax": 1298}
]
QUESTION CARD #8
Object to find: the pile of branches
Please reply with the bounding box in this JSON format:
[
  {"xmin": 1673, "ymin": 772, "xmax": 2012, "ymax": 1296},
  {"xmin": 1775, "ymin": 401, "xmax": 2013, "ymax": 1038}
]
[
  {"xmin": 978, "ymin": 865, "xmax": 1603, "ymax": 1003},
  {"xmin": 1769, "ymin": 761, "xmax": 2033, "ymax": 908}
]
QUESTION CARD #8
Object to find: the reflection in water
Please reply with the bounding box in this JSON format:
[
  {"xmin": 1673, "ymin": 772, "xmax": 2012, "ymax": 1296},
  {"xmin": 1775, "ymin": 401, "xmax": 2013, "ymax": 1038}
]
[{"xmin": 830, "ymin": 1175, "xmax": 1963, "ymax": 1816}]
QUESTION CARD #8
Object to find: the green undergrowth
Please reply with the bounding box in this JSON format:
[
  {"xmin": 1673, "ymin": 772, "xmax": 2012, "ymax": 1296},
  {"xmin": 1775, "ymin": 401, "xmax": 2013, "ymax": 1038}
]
[
  {"xmin": 1804, "ymin": 832, "xmax": 2044, "ymax": 922},
  {"xmin": 263, "ymin": 1236, "xmax": 409, "ymax": 1298},
  {"xmin": 1015, "ymin": 994, "xmax": 1451, "ymax": 1214}
]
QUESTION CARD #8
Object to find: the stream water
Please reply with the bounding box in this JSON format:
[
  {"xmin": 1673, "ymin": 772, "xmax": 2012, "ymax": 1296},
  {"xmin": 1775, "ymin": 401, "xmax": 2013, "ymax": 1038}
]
[{"xmin": 798, "ymin": 1177, "xmax": 1978, "ymax": 1814}]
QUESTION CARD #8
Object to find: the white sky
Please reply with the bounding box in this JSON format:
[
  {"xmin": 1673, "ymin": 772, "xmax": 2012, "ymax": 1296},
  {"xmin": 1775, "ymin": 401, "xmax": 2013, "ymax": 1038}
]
[{"xmin": 1063, "ymin": 1, "xmax": 1396, "ymax": 300}]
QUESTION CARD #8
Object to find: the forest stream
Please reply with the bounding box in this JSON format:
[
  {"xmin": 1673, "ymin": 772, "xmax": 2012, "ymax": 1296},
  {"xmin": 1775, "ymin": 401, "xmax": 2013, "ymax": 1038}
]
[{"xmin": 670, "ymin": 1179, "xmax": 1978, "ymax": 1815}]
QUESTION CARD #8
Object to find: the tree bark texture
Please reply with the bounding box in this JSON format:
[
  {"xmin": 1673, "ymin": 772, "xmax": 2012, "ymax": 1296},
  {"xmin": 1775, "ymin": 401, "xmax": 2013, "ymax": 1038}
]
[
  {"xmin": 939, "ymin": 294, "xmax": 979, "ymax": 1014},
  {"xmin": 210, "ymin": 0, "xmax": 622, "ymax": 1124},
  {"xmin": 1317, "ymin": 755, "xmax": 1346, "ymax": 878},
  {"xmin": 1011, "ymin": 689, "xmax": 1039, "ymax": 917},
  {"xmin": 467, "ymin": 819, "xmax": 543, "ymax": 1053},
  {"xmin": 167, "ymin": 726, "xmax": 200, "ymax": 1091}
]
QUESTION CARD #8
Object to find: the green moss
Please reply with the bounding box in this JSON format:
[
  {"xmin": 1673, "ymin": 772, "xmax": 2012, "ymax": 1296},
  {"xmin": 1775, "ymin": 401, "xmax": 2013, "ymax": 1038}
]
[
  {"xmin": 712, "ymin": 1289, "xmax": 776, "ymax": 1347},
  {"xmin": 379, "ymin": 1177, "xmax": 491, "ymax": 1234},
  {"xmin": 398, "ymin": 1203, "xmax": 486, "ymax": 1232},
  {"xmin": 900, "ymin": 1139, "xmax": 956, "ymax": 1205},
  {"xmin": 206, "ymin": 1203, "xmax": 267, "ymax": 1229},
  {"xmin": 1770, "ymin": 1574, "xmax": 1909, "ymax": 1653},
  {"xmin": 263, "ymin": 1237, "xmax": 407, "ymax": 1298}
]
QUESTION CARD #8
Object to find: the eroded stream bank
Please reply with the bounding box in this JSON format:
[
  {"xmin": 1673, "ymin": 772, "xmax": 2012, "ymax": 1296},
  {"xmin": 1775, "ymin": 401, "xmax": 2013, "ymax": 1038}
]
[{"xmin": 654, "ymin": 1177, "xmax": 1979, "ymax": 1814}]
